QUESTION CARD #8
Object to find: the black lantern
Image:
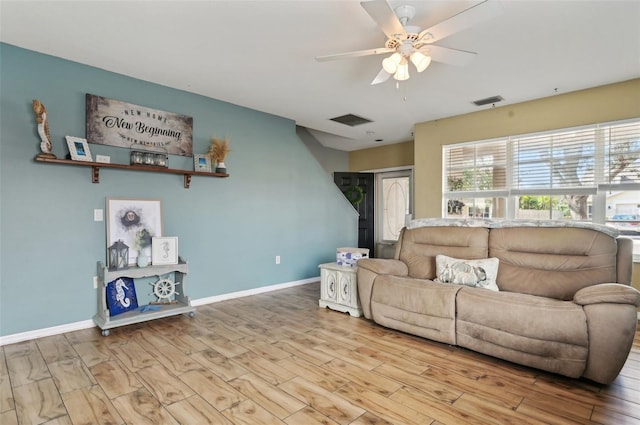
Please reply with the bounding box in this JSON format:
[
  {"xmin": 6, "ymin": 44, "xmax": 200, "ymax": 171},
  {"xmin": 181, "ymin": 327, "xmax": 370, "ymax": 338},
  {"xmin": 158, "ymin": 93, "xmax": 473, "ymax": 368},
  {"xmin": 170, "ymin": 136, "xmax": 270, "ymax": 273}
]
[{"xmin": 108, "ymin": 240, "xmax": 129, "ymax": 270}]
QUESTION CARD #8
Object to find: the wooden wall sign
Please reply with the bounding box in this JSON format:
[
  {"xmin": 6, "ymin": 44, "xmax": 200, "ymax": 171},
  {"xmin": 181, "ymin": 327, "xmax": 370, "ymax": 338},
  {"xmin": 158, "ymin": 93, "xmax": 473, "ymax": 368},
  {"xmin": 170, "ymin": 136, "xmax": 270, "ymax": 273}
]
[{"xmin": 86, "ymin": 94, "xmax": 193, "ymax": 156}]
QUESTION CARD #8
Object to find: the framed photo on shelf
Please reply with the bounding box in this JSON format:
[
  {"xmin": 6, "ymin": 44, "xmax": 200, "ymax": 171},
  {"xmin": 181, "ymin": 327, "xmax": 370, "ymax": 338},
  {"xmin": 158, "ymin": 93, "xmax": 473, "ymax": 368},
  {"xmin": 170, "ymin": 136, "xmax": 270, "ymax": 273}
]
[
  {"xmin": 152, "ymin": 237, "xmax": 179, "ymax": 265},
  {"xmin": 106, "ymin": 198, "xmax": 163, "ymax": 266},
  {"xmin": 194, "ymin": 154, "xmax": 212, "ymax": 172},
  {"xmin": 65, "ymin": 136, "xmax": 93, "ymax": 161}
]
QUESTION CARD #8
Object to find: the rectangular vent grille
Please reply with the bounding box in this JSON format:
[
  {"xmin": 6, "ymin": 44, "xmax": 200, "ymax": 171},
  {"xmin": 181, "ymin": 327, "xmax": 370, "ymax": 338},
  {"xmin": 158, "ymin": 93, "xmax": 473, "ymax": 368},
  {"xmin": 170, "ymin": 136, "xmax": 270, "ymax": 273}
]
[
  {"xmin": 473, "ymin": 95, "xmax": 504, "ymax": 106},
  {"xmin": 330, "ymin": 114, "xmax": 372, "ymax": 127}
]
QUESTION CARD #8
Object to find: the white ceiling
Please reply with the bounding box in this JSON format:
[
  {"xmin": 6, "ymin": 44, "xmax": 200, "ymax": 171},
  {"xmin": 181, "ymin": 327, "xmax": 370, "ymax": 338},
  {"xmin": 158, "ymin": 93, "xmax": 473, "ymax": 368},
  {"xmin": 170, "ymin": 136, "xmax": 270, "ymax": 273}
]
[{"xmin": 1, "ymin": 0, "xmax": 639, "ymax": 151}]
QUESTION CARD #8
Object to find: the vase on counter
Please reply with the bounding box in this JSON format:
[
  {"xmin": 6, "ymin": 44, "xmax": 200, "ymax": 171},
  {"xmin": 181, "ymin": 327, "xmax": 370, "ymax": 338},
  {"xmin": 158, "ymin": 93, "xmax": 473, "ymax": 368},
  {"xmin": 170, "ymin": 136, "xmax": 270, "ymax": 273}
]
[{"xmin": 137, "ymin": 252, "xmax": 149, "ymax": 268}]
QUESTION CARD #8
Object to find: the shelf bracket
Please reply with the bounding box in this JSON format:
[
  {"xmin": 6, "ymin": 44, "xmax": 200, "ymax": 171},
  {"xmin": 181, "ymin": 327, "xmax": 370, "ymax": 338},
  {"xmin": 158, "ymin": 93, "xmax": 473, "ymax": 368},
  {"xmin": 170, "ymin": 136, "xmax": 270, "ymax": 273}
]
[
  {"xmin": 92, "ymin": 166, "xmax": 100, "ymax": 183},
  {"xmin": 184, "ymin": 174, "xmax": 192, "ymax": 189}
]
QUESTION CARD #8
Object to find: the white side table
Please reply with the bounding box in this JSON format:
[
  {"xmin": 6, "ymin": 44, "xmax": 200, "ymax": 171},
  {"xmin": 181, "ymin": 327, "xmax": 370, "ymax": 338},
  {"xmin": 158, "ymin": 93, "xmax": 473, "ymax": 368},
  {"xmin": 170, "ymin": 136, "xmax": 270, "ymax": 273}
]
[{"xmin": 318, "ymin": 262, "xmax": 362, "ymax": 317}]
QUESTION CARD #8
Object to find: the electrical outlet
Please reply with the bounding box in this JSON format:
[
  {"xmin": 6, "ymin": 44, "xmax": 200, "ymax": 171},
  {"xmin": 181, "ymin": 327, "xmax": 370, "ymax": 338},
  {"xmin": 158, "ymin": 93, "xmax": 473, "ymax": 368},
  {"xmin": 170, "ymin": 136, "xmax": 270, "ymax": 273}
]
[
  {"xmin": 93, "ymin": 276, "xmax": 98, "ymax": 288},
  {"xmin": 94, "ymin": 209, "xmax": 104, "ymax": 222},
  {"xmin": 275, "ymin": 255, "xmax": 281, "ymax": 265}
]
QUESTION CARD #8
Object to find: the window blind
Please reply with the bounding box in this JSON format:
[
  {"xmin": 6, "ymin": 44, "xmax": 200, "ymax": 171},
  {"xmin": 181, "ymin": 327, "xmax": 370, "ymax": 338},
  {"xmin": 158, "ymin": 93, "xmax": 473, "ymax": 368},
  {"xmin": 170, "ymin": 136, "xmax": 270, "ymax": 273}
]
[
  {"xmin": 443, "ymin": 119, "xmax": 640, "ymax": 196},
  {"xmin": 443, "ymin": 140, "xmax": 507, "ymax": 195},
  {"xmin": 512, "ymin": 128, "xmax": 596, "ymax": 194},
  {"xmin": 602, "ymin": 121, "xmax": 640, "ymax": 190}
]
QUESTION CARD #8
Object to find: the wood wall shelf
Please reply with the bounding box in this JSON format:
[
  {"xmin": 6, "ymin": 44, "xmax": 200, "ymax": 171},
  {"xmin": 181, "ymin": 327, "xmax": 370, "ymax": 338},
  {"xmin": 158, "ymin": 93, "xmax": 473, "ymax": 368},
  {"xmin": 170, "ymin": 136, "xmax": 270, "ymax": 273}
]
[{"xmin": 34, "ymin": 156, "xmax": 229, "ymax": 188}]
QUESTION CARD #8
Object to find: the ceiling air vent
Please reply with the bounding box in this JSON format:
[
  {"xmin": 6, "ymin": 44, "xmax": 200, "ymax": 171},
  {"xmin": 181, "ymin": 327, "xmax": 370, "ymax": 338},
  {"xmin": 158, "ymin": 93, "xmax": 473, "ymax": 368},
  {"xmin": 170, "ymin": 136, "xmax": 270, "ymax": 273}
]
[
  {"xmin": 330, "ymin": 114, "xmax": 372, "ymax": 127},
  {"xmin": 472, "ymin": 95, "xmax": 504, "ymax": 107}
]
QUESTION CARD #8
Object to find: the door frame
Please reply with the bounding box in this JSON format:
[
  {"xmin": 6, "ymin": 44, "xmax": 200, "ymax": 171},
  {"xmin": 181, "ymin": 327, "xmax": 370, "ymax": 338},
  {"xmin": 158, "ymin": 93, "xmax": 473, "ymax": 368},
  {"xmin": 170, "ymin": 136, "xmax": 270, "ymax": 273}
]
[
  {"xmin": 333, "ymin": 172, "xmax": 375, "ymax": 255},
  {"xmin": 363, "ymin": 166, "xmax": 414, "ymax": 257}
]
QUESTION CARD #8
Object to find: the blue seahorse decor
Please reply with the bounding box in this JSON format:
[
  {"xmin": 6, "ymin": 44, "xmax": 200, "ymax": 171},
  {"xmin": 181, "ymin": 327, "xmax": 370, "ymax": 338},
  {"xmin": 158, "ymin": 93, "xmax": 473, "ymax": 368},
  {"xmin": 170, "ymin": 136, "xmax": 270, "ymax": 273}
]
[{"xmin": 106, "ymin": 277, "xmax": 138, "ymax": 316}]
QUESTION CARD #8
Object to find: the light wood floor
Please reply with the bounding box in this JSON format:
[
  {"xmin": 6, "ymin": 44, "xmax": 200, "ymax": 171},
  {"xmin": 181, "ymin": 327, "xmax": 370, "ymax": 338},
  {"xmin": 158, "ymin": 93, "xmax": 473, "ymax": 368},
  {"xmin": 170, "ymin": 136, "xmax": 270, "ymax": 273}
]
[{"xmin": 1, "ymin": 282, "xmax": 639, "ymax": 425}]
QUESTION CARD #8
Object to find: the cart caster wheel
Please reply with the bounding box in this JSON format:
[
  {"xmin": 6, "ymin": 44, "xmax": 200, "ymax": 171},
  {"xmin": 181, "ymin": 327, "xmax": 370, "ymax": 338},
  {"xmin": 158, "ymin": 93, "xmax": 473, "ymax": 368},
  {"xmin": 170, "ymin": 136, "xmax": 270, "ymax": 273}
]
[
  {"xmin": 101, "ymin": 329, "xmax": 110, "ymax": 337},
  {"xmin": 188, "ymin": 311, "xmax": 195, "ymax": 318}
]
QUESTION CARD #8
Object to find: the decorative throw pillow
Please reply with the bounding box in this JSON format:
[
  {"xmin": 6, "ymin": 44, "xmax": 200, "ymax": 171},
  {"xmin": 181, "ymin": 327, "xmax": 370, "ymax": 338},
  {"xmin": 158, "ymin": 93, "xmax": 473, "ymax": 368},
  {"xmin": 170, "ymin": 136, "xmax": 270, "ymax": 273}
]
[
  {"xmin": 435, "ymin": 255, "xmax": 500, "ymax": 291},
  {"xmin": 106, "ymin": 277, "xmax": 139, "ymax": 315}
]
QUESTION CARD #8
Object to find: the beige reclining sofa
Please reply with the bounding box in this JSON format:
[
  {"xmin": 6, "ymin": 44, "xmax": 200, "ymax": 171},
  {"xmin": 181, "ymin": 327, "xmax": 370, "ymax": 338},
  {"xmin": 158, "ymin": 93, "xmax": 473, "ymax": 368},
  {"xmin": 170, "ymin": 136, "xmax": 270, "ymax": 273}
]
[{"xmin": 357, "ymin": 219, "xmax": 640, "ymax": 384}]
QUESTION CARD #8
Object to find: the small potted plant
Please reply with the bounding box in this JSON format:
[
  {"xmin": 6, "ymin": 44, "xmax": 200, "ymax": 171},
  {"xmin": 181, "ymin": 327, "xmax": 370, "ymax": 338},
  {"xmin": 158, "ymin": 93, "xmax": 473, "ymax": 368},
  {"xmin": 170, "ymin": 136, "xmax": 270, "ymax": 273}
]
[{"xmin": 208, "ymin": 137, "xmax": 230, "ymax": 173}]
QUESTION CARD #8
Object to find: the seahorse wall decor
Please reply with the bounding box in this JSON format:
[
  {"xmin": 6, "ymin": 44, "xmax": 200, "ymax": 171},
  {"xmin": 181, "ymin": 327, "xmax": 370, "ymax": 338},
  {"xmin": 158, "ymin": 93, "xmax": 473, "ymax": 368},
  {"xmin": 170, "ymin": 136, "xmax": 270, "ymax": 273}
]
[{"xmin": 33, "ymin": 99, "xmax": 56, "ymax": 158}]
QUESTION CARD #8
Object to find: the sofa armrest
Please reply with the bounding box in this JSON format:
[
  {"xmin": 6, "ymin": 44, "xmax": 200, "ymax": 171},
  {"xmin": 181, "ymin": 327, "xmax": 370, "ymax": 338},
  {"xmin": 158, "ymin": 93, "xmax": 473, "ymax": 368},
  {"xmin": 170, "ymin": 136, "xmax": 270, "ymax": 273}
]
[
  {"xmin": 576, "ymin": 286, "xmax": 639, "ymax": 383},
  {"xmin": 357, "ymin": 258, "xmax": 408, "ymax": 276},
  {"xmin": 573, "ymin": 283, "xmax": 640, "ymax": 306},
  {"xmin": 356, "ymin": 259, "xmax": 408, "ymax": 319}
]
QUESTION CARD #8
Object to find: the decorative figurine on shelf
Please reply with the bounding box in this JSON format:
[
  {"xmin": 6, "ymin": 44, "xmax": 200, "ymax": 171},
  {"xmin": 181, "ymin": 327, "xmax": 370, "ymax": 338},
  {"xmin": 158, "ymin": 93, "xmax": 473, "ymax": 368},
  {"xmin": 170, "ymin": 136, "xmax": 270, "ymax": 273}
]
[
  {"xmin": 207, "ymin": 136, "xmax": 230, "ymax": 174},
  {"xmin": 32, "ymin": 99, "xmax": 56, "ymax": 159}
]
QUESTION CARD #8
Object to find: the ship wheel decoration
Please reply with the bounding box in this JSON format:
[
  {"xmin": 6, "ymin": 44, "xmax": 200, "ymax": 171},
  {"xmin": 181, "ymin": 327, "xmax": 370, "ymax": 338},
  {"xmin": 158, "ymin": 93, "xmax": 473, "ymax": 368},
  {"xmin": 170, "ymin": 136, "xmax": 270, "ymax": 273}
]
[{"xmin": 150, "ymin": 278, "xmax": 181, "ymax": 303}]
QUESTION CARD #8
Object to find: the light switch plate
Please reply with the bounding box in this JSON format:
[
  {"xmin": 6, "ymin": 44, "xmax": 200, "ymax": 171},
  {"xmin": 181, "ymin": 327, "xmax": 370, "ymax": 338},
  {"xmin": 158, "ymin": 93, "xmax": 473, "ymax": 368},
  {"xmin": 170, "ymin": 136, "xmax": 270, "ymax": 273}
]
[{"xmin": 94, "ymin": 209, "xmax": 104, "ymax": 221}]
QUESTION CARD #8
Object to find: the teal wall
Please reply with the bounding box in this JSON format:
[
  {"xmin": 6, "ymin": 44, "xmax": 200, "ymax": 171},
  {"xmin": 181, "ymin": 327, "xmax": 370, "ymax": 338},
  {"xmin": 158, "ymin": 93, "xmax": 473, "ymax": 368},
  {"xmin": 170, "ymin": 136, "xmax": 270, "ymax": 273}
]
[{"xmin": 0, "ymin": 43, "xmax": 357, "ymax": 337}]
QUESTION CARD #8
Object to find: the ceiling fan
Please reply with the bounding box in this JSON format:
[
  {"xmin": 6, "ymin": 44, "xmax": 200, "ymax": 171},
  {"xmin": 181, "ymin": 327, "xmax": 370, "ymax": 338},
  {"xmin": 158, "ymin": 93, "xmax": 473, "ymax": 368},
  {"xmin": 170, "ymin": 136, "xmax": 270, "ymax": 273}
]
[{"xmin": 316, "ymin": 0, "xmax": 502, "ymax": 85}]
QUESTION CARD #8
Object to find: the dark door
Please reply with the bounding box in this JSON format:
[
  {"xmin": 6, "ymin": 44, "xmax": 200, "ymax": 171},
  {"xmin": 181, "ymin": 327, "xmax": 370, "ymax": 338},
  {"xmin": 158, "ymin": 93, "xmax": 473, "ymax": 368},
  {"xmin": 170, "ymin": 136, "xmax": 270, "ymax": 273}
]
[{"xmin": 334, "ymin": 172, "xmax": 375, "ymax": 256}]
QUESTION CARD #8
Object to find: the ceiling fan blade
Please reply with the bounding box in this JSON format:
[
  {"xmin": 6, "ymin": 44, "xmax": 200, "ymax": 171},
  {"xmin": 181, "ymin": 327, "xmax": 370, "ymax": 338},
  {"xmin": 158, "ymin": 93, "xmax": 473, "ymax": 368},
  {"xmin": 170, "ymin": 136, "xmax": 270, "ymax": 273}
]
[
  {"xmin": 316, "ymin": 47, "xmax": 394, "ymax": 62},
  {"xmin": 418, "ymin": 45, "xmax": 477, "ymax": 67},
  {"xmin": 370, "ymin": 68, "xmax": 391, "ymax": 85},
  {"xmin": 419, "ymin": 0, "xmax": 503, "ymax": 44},
  {"xmin": 360, "ymin": 0, "xmax": 406, "ymax": 39}
]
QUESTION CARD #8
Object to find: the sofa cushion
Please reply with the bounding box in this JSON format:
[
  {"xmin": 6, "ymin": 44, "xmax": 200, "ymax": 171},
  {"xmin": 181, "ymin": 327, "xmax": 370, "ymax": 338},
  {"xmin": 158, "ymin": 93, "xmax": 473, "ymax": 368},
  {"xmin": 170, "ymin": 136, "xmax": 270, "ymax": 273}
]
[
  {"xmin": 397, "ymin": 227, "xmax": 489, "ymax": 279},
  {"xmin": 370, "ymin": 275, "xmax": 461, "ymax": 345},
  {"xmin": 456, "ymin": 287, "xmax": 589, "ymax": 378},
  {"xmin": 435, "ymin": 255, "xmax": 499, "ymax": 291},
  {"xmin": 489, "ymin": 227, "xmax": 619, "ymax": 300}
]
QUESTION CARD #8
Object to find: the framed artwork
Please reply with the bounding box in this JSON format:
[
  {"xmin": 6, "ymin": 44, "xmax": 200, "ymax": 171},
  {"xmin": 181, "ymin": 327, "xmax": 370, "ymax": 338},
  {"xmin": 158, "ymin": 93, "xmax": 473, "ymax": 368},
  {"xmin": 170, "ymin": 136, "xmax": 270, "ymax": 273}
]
[
  {"xmin": 152, "ymin": 237, "xmax": 179, "ymax": 265},
  {"xmin": 107, "ymin": 198, "xmax": 163, "ymax": 265},
  {"xmin": 106, "ymin": 277, "xmax": 138, "ymax": 315},
  {"xmin": 65, "ymin": 136, "xmax": 93, "ymax": 161},
  {"xmin": 86, "ymin": 93, "xmax": 193, "ymax": 156},
  {"xmin": 194, "ymin": 154, "xmax": 212, "ymax": 172}
]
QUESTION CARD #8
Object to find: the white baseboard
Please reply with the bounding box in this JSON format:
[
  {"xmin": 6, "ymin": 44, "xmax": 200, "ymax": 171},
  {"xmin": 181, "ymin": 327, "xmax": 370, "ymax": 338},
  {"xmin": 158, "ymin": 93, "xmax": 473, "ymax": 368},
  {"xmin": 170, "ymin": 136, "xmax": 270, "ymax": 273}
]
[
  {"xmin": 0, "ymin": 320, "xmax": 96, "ymax": 347},
  {"xmin": 191, "ymin": 276, "xmax": 319, "ymax": 306},
  {"xmin": 0, "ymin": 277, "xmax": 320, "ymax": 346}
]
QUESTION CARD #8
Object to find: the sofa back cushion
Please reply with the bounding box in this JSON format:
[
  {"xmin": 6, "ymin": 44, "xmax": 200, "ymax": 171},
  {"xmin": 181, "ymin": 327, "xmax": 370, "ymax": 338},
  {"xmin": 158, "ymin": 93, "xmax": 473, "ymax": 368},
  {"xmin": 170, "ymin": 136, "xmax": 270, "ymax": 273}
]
[
  {"xmin": 397, "ymin": 227, "xmax": 489, "ymax": 279},
  {"xmin": 489, "ymin": 227, "xmax": 618, "ymax": 300}
]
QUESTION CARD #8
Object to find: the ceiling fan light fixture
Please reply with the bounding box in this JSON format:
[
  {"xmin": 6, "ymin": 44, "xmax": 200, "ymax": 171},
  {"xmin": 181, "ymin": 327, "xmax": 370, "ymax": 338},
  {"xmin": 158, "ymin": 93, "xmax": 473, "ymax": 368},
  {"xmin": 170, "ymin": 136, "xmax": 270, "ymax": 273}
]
[
  {"xmin": 318, "ymin": 0, "xmax": 496, "ymax": 86},
  {"xmin": 393, "ymin": 57, "xmax": 410, "ymax": 81},
  {"xmin": 382, "ymin": 52, "xmax": 402, "ymax": 74},
  {"xmin": 410, "ymin": 51, "xmax": 431, "ymax": 72}
]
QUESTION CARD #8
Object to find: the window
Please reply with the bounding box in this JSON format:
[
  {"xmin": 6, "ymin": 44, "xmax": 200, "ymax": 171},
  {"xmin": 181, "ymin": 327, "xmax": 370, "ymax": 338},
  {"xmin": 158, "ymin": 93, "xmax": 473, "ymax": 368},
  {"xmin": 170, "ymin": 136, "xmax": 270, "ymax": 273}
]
[
  {"xmin": 444, "ymin": 140, "xmax": 508, "ymax": 219},
  {"xmin": 443, "ymin": 119, "xmax": 640, "ymax": 258}
]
